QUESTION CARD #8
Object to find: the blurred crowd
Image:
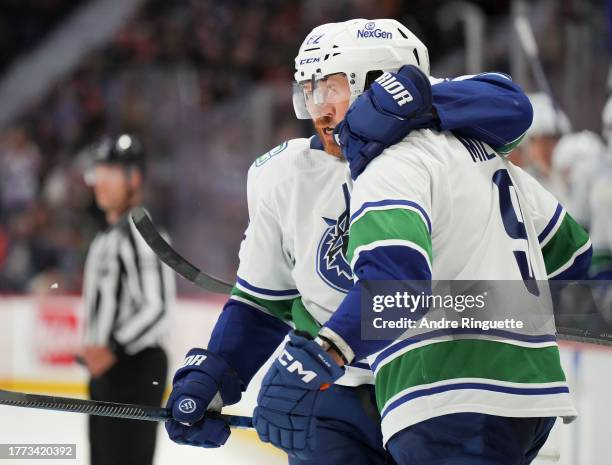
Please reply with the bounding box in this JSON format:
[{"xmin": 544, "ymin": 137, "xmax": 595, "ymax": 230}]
[
  {"xmin": 0, "ymin": 0, "xmax": 609, "ymax": 293},
  {"xmin": 0, "ymin": 0, "xmax": 84, "ymax": 75}
]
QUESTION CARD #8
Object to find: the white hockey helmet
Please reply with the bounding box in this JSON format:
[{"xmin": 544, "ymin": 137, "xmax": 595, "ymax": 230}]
[
  {"xmin": 293, "ymin": 19, "xmax": 430, "ymax": 119},
  {"xmin": 527, "ymin": 93, "xmax": 571, "ymax": 138}
]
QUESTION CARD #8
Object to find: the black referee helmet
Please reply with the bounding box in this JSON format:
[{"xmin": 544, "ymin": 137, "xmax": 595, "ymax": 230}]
[{"xmin": 91, "ymin": 133, "xmax": 145, "ymax": 172}]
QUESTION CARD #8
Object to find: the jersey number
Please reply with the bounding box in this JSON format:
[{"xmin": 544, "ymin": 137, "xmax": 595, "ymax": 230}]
[{"xmin": 492, "ymin": 169, "xmax": 540, "ymax": 296}]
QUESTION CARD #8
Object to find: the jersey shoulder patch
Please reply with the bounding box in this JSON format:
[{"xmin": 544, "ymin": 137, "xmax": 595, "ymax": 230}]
[
  {"xmin": 251, "ymin": 138, "xmax": 309, "ymax": 169},
  {"xmin": 254, "ymin": 141, "xmax": 289, "ymax": 167},
  {"xmin": 247, "ymin": 138, "xmax": 314, "ymax": 192}
]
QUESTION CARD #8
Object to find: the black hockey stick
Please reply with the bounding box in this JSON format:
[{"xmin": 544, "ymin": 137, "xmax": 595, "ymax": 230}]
[
  {"xmin": 130, "ymin": 207, "xmax": 233, "ymax": 294},
  {"xmin": 0, "ymin": 389, "xmax": 253, "ymax": 428}
]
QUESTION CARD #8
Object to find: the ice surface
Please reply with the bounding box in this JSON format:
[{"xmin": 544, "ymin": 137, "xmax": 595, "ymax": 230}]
[{"xmin": 0, "ymin": 405, "xmax": 285, "ymax": 465}]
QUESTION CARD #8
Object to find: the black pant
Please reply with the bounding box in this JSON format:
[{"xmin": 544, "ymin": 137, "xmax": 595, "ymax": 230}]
[{"xmin": 88, "ymin": 347, "xmax": 168, "ymax": 465}]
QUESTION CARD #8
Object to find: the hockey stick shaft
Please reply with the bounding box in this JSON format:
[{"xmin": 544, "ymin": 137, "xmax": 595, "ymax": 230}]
[
  {"xmin": 130, "ymin": 207, "xmax": 233, "ymax": 294},
  {"xmin": 0, "ymin": 389, "xmax": 253, "ymax": 428},
  {"xmin": 513, "ymin": 13, "xmax": 572, "ymax": 137},
  {"xmin": 514, "ymin": 16, "xmax": 556, "ymax": 101}
]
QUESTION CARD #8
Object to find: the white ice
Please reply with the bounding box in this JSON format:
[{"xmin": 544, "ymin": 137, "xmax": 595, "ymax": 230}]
[{"xmin": 0, "ymin": 405, "xmax": 286, "ymax": 465}]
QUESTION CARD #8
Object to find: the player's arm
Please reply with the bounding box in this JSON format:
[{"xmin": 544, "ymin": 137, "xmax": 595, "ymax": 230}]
[
  {"xmin": 335, "ymin": 65, "xmax": 533, "ymax": 179},
  {"xmin": 537, "ymin": 206, "xmax": 592, "ymax": 280},
  {"xmin": 516, "ymin": 168, "xmax": 592, "ymax": 280},
  {"xmin": 319, "ymin": 148, "xmax": 435, "ymax": 362},
  {"xmin": 165, "ymin": 155, "xmax": 297, "ymax": 448},
  {"xmin": 209, "ymin": 161, "xmax": 299, "ymax": 385},
  {"xmin": 431, "ymin": 72, "xmax": 532, "ymax": 155}
]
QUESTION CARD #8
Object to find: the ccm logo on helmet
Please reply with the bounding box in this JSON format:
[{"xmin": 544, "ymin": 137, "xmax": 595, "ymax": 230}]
[
  {"xmin": 357, "ymin": 22, "xmax": 393, "ymax": 39},
  {"xmin": 375, "ymin": 72, "xmax": 414, "ymax": 106},
  {"xmin": 278, "ymin": 350, "xmax": 317, "ymax": 383},
  {"xmin": 183, "ymin": 354, "xmax": 207, "ymax": 367},
  {"xmin": 299, "ymin": 57, "xmax": 320, "ymax": 65}
]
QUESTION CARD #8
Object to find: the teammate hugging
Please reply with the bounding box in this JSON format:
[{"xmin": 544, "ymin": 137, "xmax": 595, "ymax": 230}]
[{"xmin": 164, "ymin": 18, "xmax": 590, "ymax": 465}]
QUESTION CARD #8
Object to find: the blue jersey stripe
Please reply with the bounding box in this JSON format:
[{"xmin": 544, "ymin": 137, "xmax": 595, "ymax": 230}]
[
  {"xmin": 370, "ymin": 329, "xmax": 557, "ymax": 372},
  {"xmin": 550, "ymin": 245, "xmax": 592, "ymax": 280},
  {"xmin": 381, "ymin": 382, "xmax": 569, "ymax": 419},
  {"xmin": 350, "ymin": 199, "xmax": 432, "ymax": 234},
  {"xmin": 350, "ymin": 361, "xmax": 371, "ymax": 370},
  {"xmin": 538, "ymin": 203, "xmax": 563, "ymax": 243},
  {"xmin": 353, "ymin": 245, "xmax": 432, "ymax": 281},
  {"xmin": 236, "ymin": 276, "xmax": 299, "ymax": 298}
]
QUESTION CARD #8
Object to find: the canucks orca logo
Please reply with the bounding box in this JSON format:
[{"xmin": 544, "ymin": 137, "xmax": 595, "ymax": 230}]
[{"xmin": 316, "ymin": 183, "xmax": 353, "ymax": 293}]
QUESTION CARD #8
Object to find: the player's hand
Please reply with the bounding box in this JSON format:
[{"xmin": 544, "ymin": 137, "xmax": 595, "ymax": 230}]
[
  {"xmin": 253, "ymin": 331, "xmax": 344, "ymax": 459},
  {"xmin": 334, "ymin": 64, "xmax": 435, "ymax": 180},
  {"xmin": 165, "ymin": 348, "xmax": 242, "ymax": 448},
  {"xmin": 81, "ymin": 346, "xmax": 116, "ymax": 378}
]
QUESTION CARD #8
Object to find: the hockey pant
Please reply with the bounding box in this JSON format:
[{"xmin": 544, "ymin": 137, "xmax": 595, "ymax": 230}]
[{"xmin": 386, "ymin": 412, "xmax": 556, "ymax": 465}]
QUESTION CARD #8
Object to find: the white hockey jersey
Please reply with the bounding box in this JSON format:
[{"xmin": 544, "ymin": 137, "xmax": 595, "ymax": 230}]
[
  {"xmin": 336, "ymin": 129, "xmax": 591, "ymax": 443},
  {"xmin": 231, "ymin": 138, "xmax": 372, "ymax": 386}
]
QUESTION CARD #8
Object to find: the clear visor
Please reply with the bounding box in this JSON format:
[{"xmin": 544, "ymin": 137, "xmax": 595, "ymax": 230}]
[{"xmin": 292, "ymin": 73, "xmax": 351, "ymax": 120}]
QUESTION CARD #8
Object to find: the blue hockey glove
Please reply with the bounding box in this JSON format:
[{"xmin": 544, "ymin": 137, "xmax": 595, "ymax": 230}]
[
  {"xmin": 253, "ymin": 331, "xmax": 345, "ymax": 459},
  {"xmin": 165, "ymin": 348, "xmax": 243, "ymax": 448},
  {"xmin": 334, "ymin": 64, "xmax": 435, "ymax": 180}
]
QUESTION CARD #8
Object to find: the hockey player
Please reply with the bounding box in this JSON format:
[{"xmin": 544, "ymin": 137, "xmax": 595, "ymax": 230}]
[
  {"xmin": 165, "ymin": 19, "xmax": 537, "ymax": 463},
  {"xmin": 252, "ymin": 21, "xmax": 593, "ymax": 465}
]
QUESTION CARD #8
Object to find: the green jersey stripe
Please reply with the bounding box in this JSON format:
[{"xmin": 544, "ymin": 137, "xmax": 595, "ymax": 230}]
[
  {"xmin": 495, "ymin": 132, "xmax": 526, "ymax": 155},
  {"xmin": 290, "ymin": 298, "xmax": 321, "ymax": 337},
  {"xmin": 231, "ymin": 286, "xmax": 294, "ymax": 322},
  {"xmin": 541, "ymin": 212, "xmax": 590, "ymax": 277},
  {"xmin": 375, "ymin": 339, "xmax": 566, "ymax": 410},
  {"xmin": 232, "ymin": 287, "xmax": 322, "ymax": 336},
  {"xmin": 347, "ymin": 208, "xmax": 432, "ymax": 264}
]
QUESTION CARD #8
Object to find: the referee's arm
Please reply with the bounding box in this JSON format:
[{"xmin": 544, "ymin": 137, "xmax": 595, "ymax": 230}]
[{"xmin": 111, "ymin": 217, "xmax": 169, "ymax": 356}]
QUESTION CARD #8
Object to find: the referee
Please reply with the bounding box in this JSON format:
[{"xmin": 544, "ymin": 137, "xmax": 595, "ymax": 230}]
[{"xmin": 80, "ymin": 134, "xmax": 175, "ymax": 465}]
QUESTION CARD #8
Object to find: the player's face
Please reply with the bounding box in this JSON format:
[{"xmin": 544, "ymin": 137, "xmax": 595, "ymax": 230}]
[
  {"xmin": 303, "ymin": 74, "xmax": 351, "ymax": 157},
  {"xmin": 91, "ymin": 164, "xmax": 133, "ymax": 212}
]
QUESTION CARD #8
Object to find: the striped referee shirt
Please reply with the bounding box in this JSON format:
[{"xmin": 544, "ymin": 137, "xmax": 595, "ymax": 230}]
[{"xmin": 82, "ymin": 211, "xmax": 175, "ymax": 356}]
